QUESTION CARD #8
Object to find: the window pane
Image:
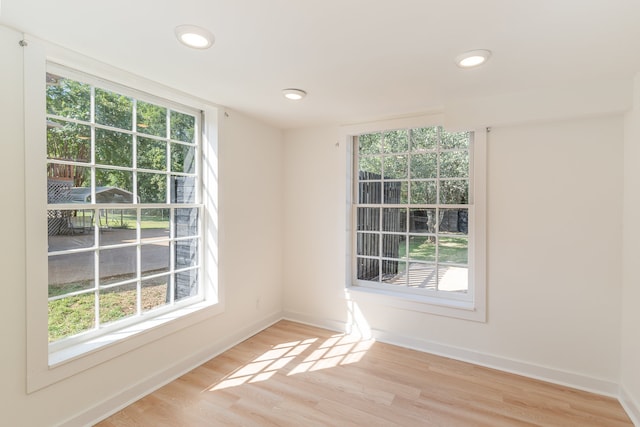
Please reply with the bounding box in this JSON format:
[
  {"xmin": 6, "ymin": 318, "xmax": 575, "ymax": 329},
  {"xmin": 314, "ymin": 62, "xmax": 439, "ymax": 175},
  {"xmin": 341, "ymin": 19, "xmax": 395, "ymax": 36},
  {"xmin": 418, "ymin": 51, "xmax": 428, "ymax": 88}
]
[
  {"xmin": 383, "ymin": 155, "xmax": 408, "ymax": 179},
  {"xmin": 99, "ymin": 209, "xmax": 136, "ymax": 245},
  {"xmin": 358, "ymin": 133, "xmax": 381, "ymax": 155},
  {"xmin": 99, "ymin": 247, "xmax": 137, "ymax": 286},
  {"xmin": 407, "ymin": 263, "xmax": 437, "ymax": 289},
  {"xmin": 137, "ymin": 137, "xmax": 166, "ymax": 171},
  {"xmin": 175, "ymin": 238, "xmax": 198, "ymax": 269},
  {"xmin": 141, "ymin": 242, "xmax": 169, "ymax": 277},
  {"xmin": 171, "ymin": 176, "xmax": 197, "ymax": 203},
  {"xmin": 95, "ymin": 88, "xmax": 133, "ymax": 130},
  {"xmin": 137, "ymin": 101, "xmax": 167, "ymax": 137},
  {"xmin": 408, "ymin": 236, "xmax": 436, "ymax": 261},
  {"xmin": 48, "ymin": 252, "xmax": 94, "ymax": 296},
  {"xmin": 170, "ymin": 111, "xmax": 196, "ymax": 143},
  {"xmin": 358, "ymin": 182, "xmax": 381, "ymax": 204},
  {"xmin": 438, "ymin": 265, "xmax": 469, "ymax": 291},
  {"xmin": 46, "ymin": 74, "xmax": 90, "ymax": 121},
  {"xmin": 438, "ymin": 208, "xmax": 468, "ymax": 234},
  {"xmin": 410, "ymin": 153, "xmax": 437, "ymax": 179},
  {"xmin": 176, "ymin": 208, "xmax": 199, "ymax": 238},
  {"xmin": 438, "ymin": 236, "xmax": 468, "ymax": 264},
  {"xmin": 409, "ymin": 208, "xmax": 436, "ymax": 233},
  {"xmin": 439, "ymin": 151, "xmax": 469, "ymax": 178},
  {"xmin": 410, "ymin": 127, "xmax": 437, "ymax": 151},
  {"xmin": 141, "ymin": 209, "xmax": 170, "ymax": 242},
  {"xmin": 175, "ymin": 269, "xmax": 198, "ymax": 301},
  {"xmin": 440, "ymin": 180, "xmax": 468, "ymax": 204},
  {"xmin": 171, "ymin": 142, "xmax": 196, "ymax": 174},
  {"xmin": 49, "ymin": 293, "xmax": 95, "ymax": 342},
  {"xmin": 47, "ymin": 167, "xmax": 91, "ymax": 202},
  {"xmin": 357, "ymin": 207, "xmax": 380, "ymax": 231},
  {"xmin": 382, "ymin": 234, "xmax": 405, "ymax": 259},
  {"xmin": 47, "ymin": 120, "xmax": 91, "ymax": 162},
  {"xmin": 441, "ymin": 130, "xmax": 470, "ymax": 149},
  {"xmin": 383, "ymin": 130, "xmax": 409, "ymax": 153},
  {"xmin": 357, "ymin": 258, "xmax": 379, "ymax": 281},
  {"xmin": 410, "ymin": 181, "xmax": 436, "ymax": 204},
  {"xmin": 138, "ymin": 172, "xmax": 167, "ymax": 203},
  {"xmin": 95, "ymin": 169, "xmax": 134, "ymax": 202},
  {"xmin": 99, "ymin": 283, "xmax": 137, "ymax": 325},
  {"xmin": 47, "ymin": 209, "xmax": 94, "ymax": 240},
  {"xmin": 357, "ymin": 233, "xmax": 379, "ymax": 257},
  {"xmin": 381, "ymin": 260, "xmax": 406, "ymax": 285},
  {"xmin": 382, "ymin": 208, "xmax": 406, "ymax": 232},
  {"xmin": 95, "ymin": 128, "xmax": 133, "ymax": 167},
  {"xmin": 383, "ymin": 181, "xmax": 407, "ymax": 204},
  {"xmin": 358, "ymin": 155, "xmax": 382, "ymax": 179},
  {"xmin": 142, "ymin": 276, "xmax": 169, "ymax": 312}
]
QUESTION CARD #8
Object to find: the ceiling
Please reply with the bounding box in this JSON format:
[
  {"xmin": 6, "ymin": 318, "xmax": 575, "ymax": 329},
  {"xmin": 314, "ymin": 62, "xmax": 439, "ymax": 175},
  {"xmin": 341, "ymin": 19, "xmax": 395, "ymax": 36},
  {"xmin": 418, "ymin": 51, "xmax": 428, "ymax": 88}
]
[{"xmin": 2, "ymin": 0, "xmax": 640, "ymax": 129}]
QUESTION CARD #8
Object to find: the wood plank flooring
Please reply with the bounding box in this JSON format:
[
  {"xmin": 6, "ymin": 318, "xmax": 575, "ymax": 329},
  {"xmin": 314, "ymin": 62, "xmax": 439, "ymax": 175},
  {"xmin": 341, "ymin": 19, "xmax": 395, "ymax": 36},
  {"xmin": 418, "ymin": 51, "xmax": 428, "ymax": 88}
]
[{"xmin": 96, "ymin": 320, "xmax": 633, "ymax": 426}]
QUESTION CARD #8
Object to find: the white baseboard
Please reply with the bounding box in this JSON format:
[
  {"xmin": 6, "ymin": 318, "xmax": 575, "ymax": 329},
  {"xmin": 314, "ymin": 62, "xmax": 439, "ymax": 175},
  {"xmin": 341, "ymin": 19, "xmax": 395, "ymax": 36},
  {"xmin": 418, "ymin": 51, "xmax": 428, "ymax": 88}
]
[
  {"xmin": 621, "ymin": 386, "xmax": 640, "ymax": 426},
  {"xmin": 60, "ymin": 312, "xmax": 282, "ymax": 427},
  {"xmin": 282, "ymin": 310, "xmax": 619, "ymax": 398}
]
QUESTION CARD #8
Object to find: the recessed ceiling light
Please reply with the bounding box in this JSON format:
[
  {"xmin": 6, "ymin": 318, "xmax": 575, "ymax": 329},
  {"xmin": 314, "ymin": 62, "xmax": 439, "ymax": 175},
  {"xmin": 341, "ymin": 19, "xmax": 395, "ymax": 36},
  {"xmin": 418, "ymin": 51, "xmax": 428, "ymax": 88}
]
[
  {"xmin": 456, "ymin": 49, "xmax": 491, "ymax": 68},
  {"xmin": 282, "ymin": 88, "xmax": 307, "ymax": 101},
  {"xmin": 175, "ymin": 25, "xmax": 214, "ymax": 49}
]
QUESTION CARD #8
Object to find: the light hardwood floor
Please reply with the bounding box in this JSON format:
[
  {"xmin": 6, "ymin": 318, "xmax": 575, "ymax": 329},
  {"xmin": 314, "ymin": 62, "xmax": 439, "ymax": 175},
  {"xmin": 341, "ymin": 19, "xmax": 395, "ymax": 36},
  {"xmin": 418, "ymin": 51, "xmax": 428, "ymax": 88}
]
[{"xmin": 96, "ymin": 320, "xmax": 633, "ymax": 426}]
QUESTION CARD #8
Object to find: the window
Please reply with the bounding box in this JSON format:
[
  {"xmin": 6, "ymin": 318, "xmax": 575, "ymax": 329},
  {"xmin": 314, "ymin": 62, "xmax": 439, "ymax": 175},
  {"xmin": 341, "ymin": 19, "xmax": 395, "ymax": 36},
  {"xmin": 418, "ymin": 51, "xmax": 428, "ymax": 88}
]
[
  {"xmin": 350, "ymin": 123, "xmax": 486, "ymax": 319},
  {"xmin": 45, "ymin": 66, "xmax": 203, "ymax": 349}
]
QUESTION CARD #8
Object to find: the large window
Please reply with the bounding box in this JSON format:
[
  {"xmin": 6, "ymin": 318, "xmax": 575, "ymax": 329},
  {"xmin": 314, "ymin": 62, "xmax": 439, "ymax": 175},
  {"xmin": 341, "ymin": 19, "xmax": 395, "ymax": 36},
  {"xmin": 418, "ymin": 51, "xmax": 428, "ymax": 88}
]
[
  {"xmin": 352, "ymin": 125, "xmax": 484, "ymax": 313},
  {"xmin": 45, "ymin": 66, "xmax": 202, "ymax": 348}
]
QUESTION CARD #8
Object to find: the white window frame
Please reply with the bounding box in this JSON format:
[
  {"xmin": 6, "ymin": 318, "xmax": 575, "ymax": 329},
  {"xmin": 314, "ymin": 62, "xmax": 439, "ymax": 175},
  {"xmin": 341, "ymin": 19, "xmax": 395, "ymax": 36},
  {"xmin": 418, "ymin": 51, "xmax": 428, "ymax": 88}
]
[
  {"xmin": 342, "ymin": 115, "xmax": 486, "ymax": 322},
  {"xmin": 25, "ymin": 38, "xmax": 222, "ymax": 392}
]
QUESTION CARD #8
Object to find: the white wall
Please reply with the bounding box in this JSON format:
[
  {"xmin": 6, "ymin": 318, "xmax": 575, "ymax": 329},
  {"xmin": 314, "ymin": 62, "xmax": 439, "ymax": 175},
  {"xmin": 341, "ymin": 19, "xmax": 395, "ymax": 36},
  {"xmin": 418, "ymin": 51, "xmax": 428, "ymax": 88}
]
[
  {"xmin": 0, "ymin": 25, "xmax": 284, "ymax": 426},
  {"xmin": 283, "ymin": 111, "xmax": 625, "ymax": 394},
  {"xmin": 622, "ymin": 73, "xmax": 640, "ymax": 423}
]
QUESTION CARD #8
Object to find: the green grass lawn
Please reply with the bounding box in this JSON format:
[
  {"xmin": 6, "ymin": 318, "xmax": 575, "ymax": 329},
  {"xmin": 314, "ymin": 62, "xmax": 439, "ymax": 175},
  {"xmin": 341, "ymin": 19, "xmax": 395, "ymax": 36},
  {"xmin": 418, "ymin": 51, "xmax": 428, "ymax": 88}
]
[
  {"xmin": 104, "ymin": 213, "xmax": 169, "ymax": 230},
  {"xmin": 398, "ymin": 235, "xmax": 468, "ymax": 264}
]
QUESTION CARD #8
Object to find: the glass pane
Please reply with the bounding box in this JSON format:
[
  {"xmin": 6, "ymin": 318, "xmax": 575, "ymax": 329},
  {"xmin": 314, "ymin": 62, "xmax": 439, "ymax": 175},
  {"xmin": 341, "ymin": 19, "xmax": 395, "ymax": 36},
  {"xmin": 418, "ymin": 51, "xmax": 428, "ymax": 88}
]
[
  {"xmin": 47, "ymin": 167, "xmax": 91, "ymax": 202},
  {"xmin": 381, "ymin": 260, "xmax": 406, "ymax": 285},
  {"xmin": 439, "ymin": 151, "xmax": 469, "ymax": 178},
  {"xmin": 440, "ymin": 180, "xmax": 469, "ymax": 204},
  {"xmin": 95, "ymin": 88, "xmax": 133, "ymax": 130},
  {"xmin": 410, "ymin": 153, "xmax": 437, "ymax": 179},
  {"xmin": 137, "ymin": 101, "xmax": 167, "ymax": 137},
  {"xmin": 358, "ymin": 182, "xmax": 381, "ymax": 204},
  {"xmin": 382, "ymin": 208, "xmax": 407, "ymax": 232},
  {"xmin": 138, "ymin": 172, "xmax": 167, "ymax": 204},
  {"xmin": 410, "ymin": 181, "xmax": 436, "ymax": 204},
  {"xmin": 438, "ymin": 236, "xmax": 468, "ymax": 264},
  {"xmin": 170, "ymin": 176, "xmax": 197, "ymax": 203},
  {"xmin": 175, "ymin": 238, "xmax": 198, "ymax": 269},
  {"xmin": 141, "ymin": 242, "xmax": 169, "ymax": 277},
  {"xmin": 99, "ymin": 247, "xmax": 137, "ymax": 286},
  {"xmin": 137, "ymin": 137, "xmax": 166, "ymax": 171},
  {"xmin": 383, "ymin": 130, "xmax": 409, "ymax": 153},
  {"xmin": 141, "ymin": 209, "xmax": 170, "ymax": 242},
  {"xmin": 171, "ymin": 142, "xmax": 196, "ymax": 174},
  {"xmin": 357, "ymin": 233, "xmax": 379, "ymax": 257},
  {"xmin": 357, "ymin": 258, "xmax": 379, "ymax": 281},
  {"xmin": 383, "ymin": 155, "xmax": 408, "ymax": 179},
  {"xmin": 49, "ymin": 293, "xmax": 95, "ymax": 342},
  {"xmin": 407, "ymin": 263, "xmax": 438, "ymax": 289},
  {"xmin": 408, "ymin": 236, "xmax": 436, "ymax": 262},
  {"xmin": 175, "ymin": 269, "xmax": 198, "ymax": 301},
  {"xmin": 358, "ymin": 133, "xmax": 381, "ymax": 155},
  {"xmin": 441, "ymin": 129, "xmax": 470, "ymax": 149},
  {"xmin": 170, "ymin": 111, "xmax": 196, "ymax": 143},
  {"xmin": 99, "ymin": 283, "xmax": 137, "ymax": 325},
  {"xmin": 47, "ymin": 120, "xmax": 91, "ymax": 162},
  {"xmin": 95, "ymin": 128, "xmax": 133, "ymax": 167},
  {"xmin": 358, "ymin": 156, "xmax": 382, "ymax": 179},
  {"xmin": 99, "ymin": 209, "xmax": 136, "ymax": 245},
  {"xmin": 409, "ymin": 209, "xmax": 436, "ymax": 233},
  {"xmin": 176, "ymin": 208, "xmax": 199, "ymax": 238},
  {"xmin": 47, "ymin": 209, "xmax": 94, "ymax": 241},
  {"xmin": 382, "ymin": 234, "xmax": 405, "ymax": 259},
  {"xmin": 48, "ymin": 252, "xmax": 94, "ymax": 296},
  {"xmin": 357, "ymin": 207, "xmax": 380, "ymax": 231},
  {"xmin": 410, "ymin": 127, "xmax": 437, "ymax": 151},
  {"xmin": 438, "ymin": 265, "xmax": 469, "ymax": 292},
  {"xmin": 438, "ymin": 208, "xmax": 468, "ymax": 234},
  {"xmin": 95, "ymin": 169, "xmax": 134, "ymax": 202},
  {"xmin": 383, "ymin": 181, "xmax": 407, "ymax": 204},
  {"xmin": 46, "ymin": 74, "xmax": 90, "ymax": 121},
  {"xmin": 142, "ymin": 276, "xmax": 169, "ymax": 312}
]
